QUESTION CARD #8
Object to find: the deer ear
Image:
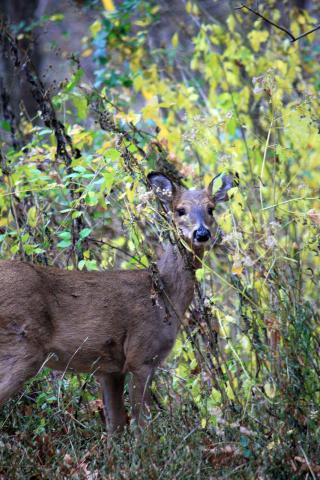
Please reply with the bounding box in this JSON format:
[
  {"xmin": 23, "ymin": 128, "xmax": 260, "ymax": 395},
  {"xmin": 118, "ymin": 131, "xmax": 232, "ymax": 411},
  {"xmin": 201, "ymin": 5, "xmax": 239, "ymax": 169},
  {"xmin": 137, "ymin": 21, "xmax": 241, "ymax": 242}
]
[
  {"xmin": 147, "ymin": 171, "xmax": 176, "ymax": 205},
  {"xmin": 208, "ymin": 173, "xmax": 234, "ymax": 203}
]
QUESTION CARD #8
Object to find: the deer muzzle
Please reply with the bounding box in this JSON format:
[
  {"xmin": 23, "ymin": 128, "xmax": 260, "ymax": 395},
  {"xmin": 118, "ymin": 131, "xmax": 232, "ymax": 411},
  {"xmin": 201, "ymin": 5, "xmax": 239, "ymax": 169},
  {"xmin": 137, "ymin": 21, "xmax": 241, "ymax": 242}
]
[{"xmin": 193, "ymin": 225, "xmax": 211, "ymax": 243}]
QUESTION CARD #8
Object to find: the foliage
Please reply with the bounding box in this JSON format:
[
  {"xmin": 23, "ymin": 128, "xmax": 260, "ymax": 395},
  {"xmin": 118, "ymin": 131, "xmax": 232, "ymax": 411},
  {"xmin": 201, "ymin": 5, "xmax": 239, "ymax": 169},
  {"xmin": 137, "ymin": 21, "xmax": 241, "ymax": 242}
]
[{"xmin": 1, "ymin": 1, "xmax": 320, "ymax": 478}]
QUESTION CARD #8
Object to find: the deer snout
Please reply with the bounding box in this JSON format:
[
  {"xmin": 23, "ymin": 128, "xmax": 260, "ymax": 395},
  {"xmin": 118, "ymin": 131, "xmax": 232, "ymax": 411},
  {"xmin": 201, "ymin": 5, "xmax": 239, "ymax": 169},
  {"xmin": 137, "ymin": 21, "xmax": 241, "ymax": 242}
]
[{"xmin": 193, "ymin": 225, "xmax": 211, "ymax": 243}]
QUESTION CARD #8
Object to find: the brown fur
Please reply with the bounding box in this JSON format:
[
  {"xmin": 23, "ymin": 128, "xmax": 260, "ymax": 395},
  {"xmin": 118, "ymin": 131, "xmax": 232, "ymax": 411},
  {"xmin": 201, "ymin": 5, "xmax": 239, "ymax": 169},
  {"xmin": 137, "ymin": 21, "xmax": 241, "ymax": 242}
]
[{"xmin": 0, "ymin": 172, "xmax": 233, "ymax": 431}]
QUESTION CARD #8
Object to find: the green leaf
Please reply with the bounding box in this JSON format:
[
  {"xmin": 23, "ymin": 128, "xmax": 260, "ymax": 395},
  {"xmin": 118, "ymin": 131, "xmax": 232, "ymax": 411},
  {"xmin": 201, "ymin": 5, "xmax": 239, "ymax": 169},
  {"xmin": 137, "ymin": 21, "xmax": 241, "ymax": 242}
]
[
  {"xmin": 65, "ymin": 68, "xmax": 84, "ymax": 92},
  {"xmin": 58, "ymin": 231, "xmax": 72, "ymax": 240},
  {"xmin": 210, "ymin": 174, "xmax": 224, "ymax": 195},
  {"xmin": 71, "ymin": 93, "xmax": 88, "ymax": 120},
  {"xmin": 105, "ymin": 148, "xmax": 121, "ymax": 161},
  {"xmin": 196, "ymin": 268, "xmax": 204, "ymax": 281},
  {"xmin": 103, "ymin": 171, "xmax": 115, "ymax": 192},
  {"xmin": 34, "ymin": 247, "xmax": 45, "ymax": 254},
  {"xmin": 240, "ymin": 435, "xmax": 249, "ymax": 448},
  {"xmin": 36, "ymin": 394, "xmax": 46, "ymax": 405},
  {"xmin": 0, "ymin": 120, "xmax": 11, "ymax": 132},
  {"xmin": 85, "ymin": 191, "xmax": 98, "ymax": 206},
  {"xmin": 72, "ymin": 166, "xmax": 87, "ymax": 173},
  {"xmin": 57, "ymin": 239, "xmax": 72, "ymax": 249},
  {"xmin": 78, "ymin": 259, "xmax": 98, "ymax": 271},
  {"xmin": 243, "ymin": 448, "xmax": 253, "ymax": 459},
  {"xmin": 78, "ymin": 259, "xmax": 86, "ymax": 270},
  {"xmin": 210, "ymin": 388, "xmax": 221, "ymax": 404},
  {"xmin": 10, "ymin": 244, "xmax": 19, "ymax": 254},
  {"xmin": 85, "ymin": 259, "xmax": 98, "ymax": 271},
  {"xmin": 80, "ymin": 227, "xmax": 92, "ymax": 240},
  {"xmin": 72, "ymin": 211, "xmax": 83, "ymax": 219}
]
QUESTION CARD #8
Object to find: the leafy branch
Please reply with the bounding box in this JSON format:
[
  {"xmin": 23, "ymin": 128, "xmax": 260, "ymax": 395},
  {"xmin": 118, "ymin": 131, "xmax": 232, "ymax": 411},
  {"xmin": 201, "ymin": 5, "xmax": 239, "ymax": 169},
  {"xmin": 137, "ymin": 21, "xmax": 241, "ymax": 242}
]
[
  {"xmin": 235, "ymin": 4, "xmax": 320, "ymax": 42},
  {"xmin": 0, "ymin": 23, "xmax": 85, "ymax": 265}
]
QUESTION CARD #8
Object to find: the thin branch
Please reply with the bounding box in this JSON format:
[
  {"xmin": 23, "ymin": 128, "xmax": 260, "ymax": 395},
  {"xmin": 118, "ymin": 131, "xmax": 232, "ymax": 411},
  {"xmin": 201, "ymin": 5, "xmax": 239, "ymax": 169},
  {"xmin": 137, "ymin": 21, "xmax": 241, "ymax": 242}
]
[
  {"xmin": 235, "ymin": 4, "xmax": 320, "ymax": 43},
  {"xmin": 294, "ymin": 23, "xmax": 320, "ymax": 42},
  {"xmin": 86, "ymin": 236, "xmax": 148, "ymax": 268}
]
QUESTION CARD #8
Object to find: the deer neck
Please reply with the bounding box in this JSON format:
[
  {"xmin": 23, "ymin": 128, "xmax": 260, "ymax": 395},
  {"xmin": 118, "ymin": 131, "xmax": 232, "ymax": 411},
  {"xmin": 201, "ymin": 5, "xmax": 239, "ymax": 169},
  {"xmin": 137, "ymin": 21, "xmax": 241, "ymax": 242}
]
[{"xmin": 158, "ymin": 243, "xmax": 203, "ymax": 321}]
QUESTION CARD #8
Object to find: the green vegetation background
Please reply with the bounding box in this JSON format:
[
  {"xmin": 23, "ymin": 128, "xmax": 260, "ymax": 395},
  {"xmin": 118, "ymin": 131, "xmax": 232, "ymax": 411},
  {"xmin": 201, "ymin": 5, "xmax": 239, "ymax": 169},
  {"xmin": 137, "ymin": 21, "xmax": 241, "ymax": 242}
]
[{"xmin": 0, "ymin": 1, "xmax": 320, "ymax": 478}]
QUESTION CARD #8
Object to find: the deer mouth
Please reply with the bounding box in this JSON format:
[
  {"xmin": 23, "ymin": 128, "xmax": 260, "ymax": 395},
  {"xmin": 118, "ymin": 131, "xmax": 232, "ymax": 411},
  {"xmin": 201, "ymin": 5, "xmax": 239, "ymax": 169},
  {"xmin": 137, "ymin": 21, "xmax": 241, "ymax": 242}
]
[{"xmin": 193, "ymin": 237, "xmax": 211, "ymax": 247}]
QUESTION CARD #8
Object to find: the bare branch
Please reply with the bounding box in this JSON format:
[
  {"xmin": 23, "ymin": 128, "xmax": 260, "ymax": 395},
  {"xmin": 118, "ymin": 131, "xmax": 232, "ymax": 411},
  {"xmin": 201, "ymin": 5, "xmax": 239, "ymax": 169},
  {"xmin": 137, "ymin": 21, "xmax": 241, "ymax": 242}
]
[
  {"xmin": 235, "ymin": 4, "xmax": 320, "ymax": 43},
  {"xmin": 294, "ymin": 23, "xmax": 320, "ymax": 42}
]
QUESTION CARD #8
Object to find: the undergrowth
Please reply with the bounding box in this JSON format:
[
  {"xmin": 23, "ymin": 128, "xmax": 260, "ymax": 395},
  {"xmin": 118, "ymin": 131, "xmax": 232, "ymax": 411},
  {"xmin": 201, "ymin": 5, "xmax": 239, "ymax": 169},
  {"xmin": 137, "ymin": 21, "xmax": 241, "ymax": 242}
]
[{"xmin": 1, "ymin": 0, "xmax": 320, "ymax": 478}]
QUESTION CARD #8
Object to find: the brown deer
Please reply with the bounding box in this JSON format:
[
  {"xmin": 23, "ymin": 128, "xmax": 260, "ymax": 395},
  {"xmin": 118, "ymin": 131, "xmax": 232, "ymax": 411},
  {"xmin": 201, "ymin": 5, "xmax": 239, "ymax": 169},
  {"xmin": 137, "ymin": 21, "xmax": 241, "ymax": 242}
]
[{"xmin": 0, "ymin": 171, "xmax": 233, "ymax": 432}]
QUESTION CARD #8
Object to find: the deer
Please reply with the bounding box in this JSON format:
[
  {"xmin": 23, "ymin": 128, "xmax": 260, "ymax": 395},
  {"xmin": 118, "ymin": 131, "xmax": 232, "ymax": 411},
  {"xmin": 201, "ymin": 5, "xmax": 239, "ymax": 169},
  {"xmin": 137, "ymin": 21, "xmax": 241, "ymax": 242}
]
[{"xmin": 0, "ymin": 171, "xmax": 233, "ymax": 432}]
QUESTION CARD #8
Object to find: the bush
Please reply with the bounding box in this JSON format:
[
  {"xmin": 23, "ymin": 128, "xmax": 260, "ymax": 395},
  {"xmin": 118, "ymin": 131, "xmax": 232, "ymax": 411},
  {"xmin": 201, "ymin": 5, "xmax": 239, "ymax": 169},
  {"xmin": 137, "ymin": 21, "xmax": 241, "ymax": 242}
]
[{"xmin": 1, "ymin": 1, "xmax": 320, "ymax": 477}]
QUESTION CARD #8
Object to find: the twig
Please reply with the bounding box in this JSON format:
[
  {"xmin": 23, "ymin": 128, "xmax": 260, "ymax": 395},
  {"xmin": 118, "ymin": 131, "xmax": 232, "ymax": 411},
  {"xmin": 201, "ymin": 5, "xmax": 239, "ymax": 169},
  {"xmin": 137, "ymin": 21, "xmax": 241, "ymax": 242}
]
[
  {"xmin": 158, "ymin": 425, "xmax": 199, "ymax": 479},
  {"xmin": 299, "ymin": 445, "xmax": 317, "ymax": 480},
  {"xmin": 57, "ymin": 337, "xmax": 89, "ymax": 412},
  {"xmin": 87, "ymin": 236, "xmax": 148, "ymax": 268},
  {"xmin": 235, "ymin": 4, "xmax": 320, "ymax": 43},
  {"xmin": 294, "ymin": 24, "xmax": 320, "ymax": 42}
]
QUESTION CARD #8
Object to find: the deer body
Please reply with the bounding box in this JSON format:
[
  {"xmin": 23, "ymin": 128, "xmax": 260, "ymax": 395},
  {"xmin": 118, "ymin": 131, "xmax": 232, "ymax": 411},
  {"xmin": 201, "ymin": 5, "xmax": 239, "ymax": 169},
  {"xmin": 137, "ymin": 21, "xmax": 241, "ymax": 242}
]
[{"xmin": 0, "ymin": 172, "xmax": 233, "ymax": 431}]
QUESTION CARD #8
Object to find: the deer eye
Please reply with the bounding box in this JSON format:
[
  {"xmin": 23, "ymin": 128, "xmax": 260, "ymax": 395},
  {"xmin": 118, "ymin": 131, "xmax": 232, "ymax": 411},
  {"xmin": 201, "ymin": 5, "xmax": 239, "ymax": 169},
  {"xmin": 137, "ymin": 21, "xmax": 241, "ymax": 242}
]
[
  {"xmin": 207, "ymin": 207, "xmax": 214, "ymax": 216},
  {"xmin": 176, "ymin": 208, "xmax": 186, "ymax": 217}
]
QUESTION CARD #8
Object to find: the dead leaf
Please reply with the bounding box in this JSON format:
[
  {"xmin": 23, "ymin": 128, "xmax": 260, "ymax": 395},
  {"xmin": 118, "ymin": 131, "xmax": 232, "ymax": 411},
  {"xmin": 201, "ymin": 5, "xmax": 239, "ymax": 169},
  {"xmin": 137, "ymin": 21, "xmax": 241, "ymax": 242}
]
[
  {"xmin": 308, "ymin": 209, "xmax": 320, "ymax": 225},
  {"xmin": 293, "ymin": 456, "xmax": 320, "ymax": 474},
  {"xmin": 205, "ymin": 444, "xmax": 246, "ymax": 468},
  {"xmin": 265, "ymin": 316, "xmax": 280, "ymax": 352},
  {"xmin": 63, "ymin": 453, "xmax": 74, "ymax": 468},
  {"xmin": 87, "ymin": 399, "xmax": 104, "ymax": 413}
]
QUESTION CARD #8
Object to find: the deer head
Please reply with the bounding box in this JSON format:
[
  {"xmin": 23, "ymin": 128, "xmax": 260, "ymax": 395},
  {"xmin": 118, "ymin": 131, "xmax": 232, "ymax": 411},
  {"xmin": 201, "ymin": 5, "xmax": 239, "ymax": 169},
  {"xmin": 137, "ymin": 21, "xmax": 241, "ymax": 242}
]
[{"xmin": 148, "ymin": 171, "xmax": 234, "ymax": 253}]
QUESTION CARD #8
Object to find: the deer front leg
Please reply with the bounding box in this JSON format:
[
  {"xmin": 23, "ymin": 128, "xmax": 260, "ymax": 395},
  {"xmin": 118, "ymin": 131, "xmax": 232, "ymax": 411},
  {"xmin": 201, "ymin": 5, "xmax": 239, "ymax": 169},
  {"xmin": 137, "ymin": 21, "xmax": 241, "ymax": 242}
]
[
  {"xmin": 99, "ymin": 373, "xmax": 127, "ymax": 433},
  {"xmin": 129, "ymin": 365, "xmax": 154, "ymax": 428}
]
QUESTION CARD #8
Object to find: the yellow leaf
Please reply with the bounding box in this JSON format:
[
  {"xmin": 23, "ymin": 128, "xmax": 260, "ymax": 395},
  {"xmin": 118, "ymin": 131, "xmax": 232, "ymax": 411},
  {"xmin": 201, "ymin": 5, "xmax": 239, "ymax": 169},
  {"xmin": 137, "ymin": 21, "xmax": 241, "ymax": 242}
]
[
  {"xmin": 264, "ymin": 382, "xmax": 276, "ymax": 399},
  {"xmin": 226, "ymin": 383, "xmax": 235, "ymax": 401},
  {"xmin": 133, "ymin": 75, "xmax": 144, "ymax": 92},
  {"xmin": 211, "ymin": 388, "xmax": 222, "ymax": 404},
  {"xmin": 49, "ymin": 14, "xmax": 64, "ymax": 21},
  {"xmin": 90, "ymin": 20, "xmax": 102, "ymax": 36},
  {"xmin": 274, "ymin": 59, "xmax": 287, "ymax": 76},
  {"xmin": 102, "ymin": 0, "xmax": 115, "ymax": 11},
  {"xmin": 141, "ymin": 98, "xmax": 161, "ymax": 121},
  {"xmin": 290, "ymin": 21, "xmax": 300, "ymax": 38},
  {"xmin": 82, "ymin": 48, "xmax": 92, "ymax": 57},
  {"xmin": 248, "ymin": 30, "xmax": 269, "ymax": 52},
  {"xmin": 172, "ymin": 33, "xmax": 179, "ymax": 49},
  {"xmin": 142, "ymin": 88, "xmax": 155, "ymax": 101},
  {"xmin": 186, "ymin": 1, "xmax": 192, "ymax": 13},
  {"xmin": 192, "ymin": 3, "xmax": 199, "ymax": 15},
  {"xmin": 126, "ymin": 184, "xmax": 135, "ymax": 203},
  {"xmin": 232, "ymin": 263, "xmax": 243, "ymax": 276},
  {"xmin": 226, "ymin": 15, "xmax": 235, "ymax": 31},
  {"xmin": 96, "ymin": 141, "xmax": 112, "ymax": 155},
  {"xmin": 308, "ymin": 209, "xmax": 320, "ymax": 226},
  {"xmin": 27, "ymin": 206, "xmax": 37, "ymax": 228}
]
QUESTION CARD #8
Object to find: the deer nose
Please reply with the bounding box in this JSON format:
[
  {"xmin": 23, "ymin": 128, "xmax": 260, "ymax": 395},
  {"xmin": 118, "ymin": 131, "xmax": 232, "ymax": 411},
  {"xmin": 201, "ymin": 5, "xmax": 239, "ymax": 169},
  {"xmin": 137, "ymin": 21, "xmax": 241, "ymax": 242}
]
[{"xmin": 193, "ymin": 225, "xmax": 211, "ymax": 243}]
